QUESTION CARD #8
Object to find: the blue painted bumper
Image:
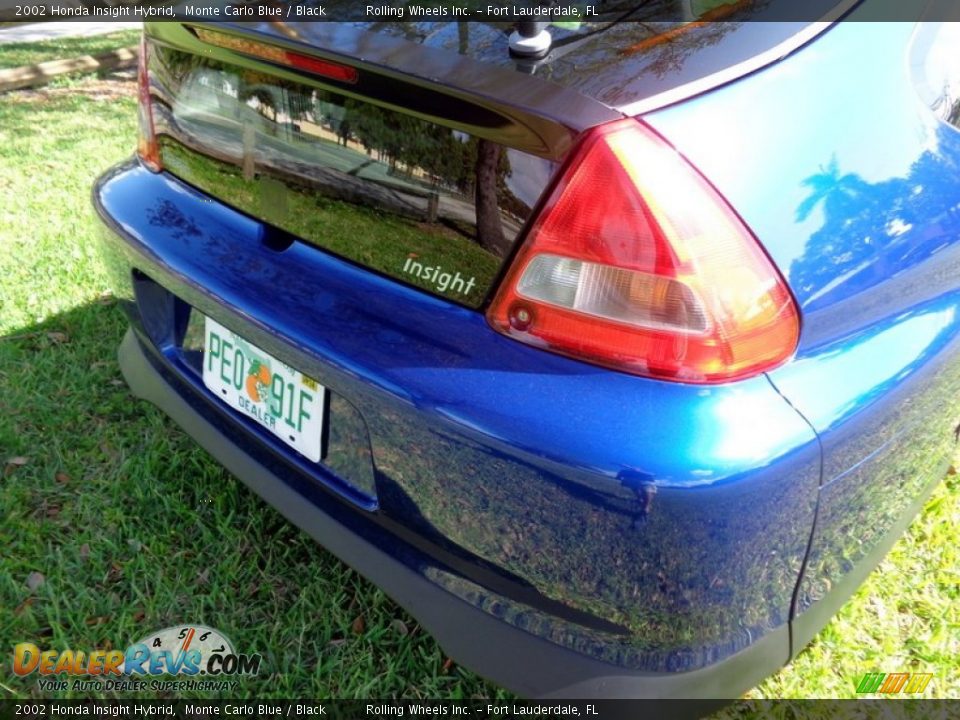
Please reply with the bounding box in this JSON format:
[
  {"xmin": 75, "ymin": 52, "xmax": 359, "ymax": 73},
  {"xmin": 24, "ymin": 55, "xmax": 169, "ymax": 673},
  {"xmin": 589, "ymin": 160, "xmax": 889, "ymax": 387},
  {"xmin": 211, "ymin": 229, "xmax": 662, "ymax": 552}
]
[{"xmin": 93, "ymin": 160, "xmax": 824, "ymax": 693}]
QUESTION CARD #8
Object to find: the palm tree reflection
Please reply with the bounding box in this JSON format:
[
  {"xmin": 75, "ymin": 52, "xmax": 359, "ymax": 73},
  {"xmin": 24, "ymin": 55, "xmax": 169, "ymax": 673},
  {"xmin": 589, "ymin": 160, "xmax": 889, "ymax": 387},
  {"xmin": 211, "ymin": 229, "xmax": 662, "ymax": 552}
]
[{"xmin": 790, "ymin": 126, "xmax": 960, "ymax": 306}]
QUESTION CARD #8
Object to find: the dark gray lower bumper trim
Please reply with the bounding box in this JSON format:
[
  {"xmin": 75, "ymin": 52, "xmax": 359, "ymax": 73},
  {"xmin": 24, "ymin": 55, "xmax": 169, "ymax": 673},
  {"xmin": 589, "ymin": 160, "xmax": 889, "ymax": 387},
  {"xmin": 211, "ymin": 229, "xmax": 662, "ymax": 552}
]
[{"xmin": 118, "ymin": 327, "xmax": 790, "ymax": 700}]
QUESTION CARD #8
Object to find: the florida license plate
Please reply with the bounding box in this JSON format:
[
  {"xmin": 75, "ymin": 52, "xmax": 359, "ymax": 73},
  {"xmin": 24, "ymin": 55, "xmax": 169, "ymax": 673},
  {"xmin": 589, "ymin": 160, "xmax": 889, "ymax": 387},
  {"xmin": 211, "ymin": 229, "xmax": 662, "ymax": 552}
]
[{"xmin": 202, "ymin": 316, "xmax": 325, "ymax": 462}]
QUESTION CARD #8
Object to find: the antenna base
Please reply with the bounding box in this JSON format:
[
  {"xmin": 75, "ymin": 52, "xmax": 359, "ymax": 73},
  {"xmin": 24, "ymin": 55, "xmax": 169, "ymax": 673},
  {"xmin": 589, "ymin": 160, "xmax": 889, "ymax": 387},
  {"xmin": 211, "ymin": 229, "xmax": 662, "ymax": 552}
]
[{"xmin": 509, "ymin": 29, "xmax": 552, "ymax": 58}]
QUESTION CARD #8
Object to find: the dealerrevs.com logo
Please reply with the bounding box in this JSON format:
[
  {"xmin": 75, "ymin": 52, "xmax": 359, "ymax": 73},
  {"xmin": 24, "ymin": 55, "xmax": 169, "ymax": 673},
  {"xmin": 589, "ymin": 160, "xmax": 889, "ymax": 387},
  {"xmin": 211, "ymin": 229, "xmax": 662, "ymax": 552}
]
[{"xmin": 13, "ymin": 625, "xmax": 262, "ymax": 692}]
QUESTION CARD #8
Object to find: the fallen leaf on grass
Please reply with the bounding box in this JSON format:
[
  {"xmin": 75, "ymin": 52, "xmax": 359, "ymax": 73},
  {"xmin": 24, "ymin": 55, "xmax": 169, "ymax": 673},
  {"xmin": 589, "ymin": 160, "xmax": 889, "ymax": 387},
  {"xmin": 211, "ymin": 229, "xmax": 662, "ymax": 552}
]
[
  {"xmin": 132, "ymin": 610, "xmax": 146, "ymax": 623},
  {"xmin": 351, "ymin": 615, "xmax": 366, "ymax": 635},
  {"xmin": 390, "ymin": 619, "xmax": 409, "ymax": 636},
  {"xmin": 25, "ymin": 571, "xmax": 45, "ymax": 592},
  {"xmin": 45, "ymin": 503, "xmax": 61, "ymax": 518},
  {"xmin": 14, "ymin": 597, "xmax": 35, "ymax": 615},
  {"xmin": 327, "ymin": 638, "xmax": 347, "ymax": 649},
  {"xmin": 441, "ymin": 657, "xmax": 455, "ymax": 673},
  {"xmin": 79, "ymin": 543, "xmax": 91, "ymax": 560},
  {"xmin": 55, "ymin": 471, "xmax": 70, "ymax": 484},
  {"xmin": 46, "ymin": 331, "xmax": 69, "ymax": 344}
]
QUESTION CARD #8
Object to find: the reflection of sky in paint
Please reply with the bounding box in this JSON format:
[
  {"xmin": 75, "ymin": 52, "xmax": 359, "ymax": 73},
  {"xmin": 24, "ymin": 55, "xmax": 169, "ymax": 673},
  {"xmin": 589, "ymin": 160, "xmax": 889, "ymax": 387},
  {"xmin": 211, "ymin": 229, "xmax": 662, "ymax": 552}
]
[
  {"xmin": 821, "ymin": 307, "xmax": 955, "ymax": 426},
  {"xmin": 710, "ymin": 386, "xmax": 800, "ymax": 466},
  {"xmin": 660, "ymin": 305, "xmax": 956, "ymax": 482},
  {"xmin": 397, "ymin": 361, "xmax": 814, "ymax": 489},
  {"xmin": 646, "ymin": 23, "xmax": 926, "ymax": 269},
  {"xmin": 772, "ymin": 304, "xmax": 957, "ymax": 435}
]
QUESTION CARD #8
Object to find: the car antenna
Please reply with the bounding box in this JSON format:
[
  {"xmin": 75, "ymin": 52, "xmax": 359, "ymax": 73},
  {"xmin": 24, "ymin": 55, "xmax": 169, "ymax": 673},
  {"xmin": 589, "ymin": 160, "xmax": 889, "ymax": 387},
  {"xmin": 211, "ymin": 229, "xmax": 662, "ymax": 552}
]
[{"xmin": 509, "ymin": 13, "xmax": 553, "ymax": 59}]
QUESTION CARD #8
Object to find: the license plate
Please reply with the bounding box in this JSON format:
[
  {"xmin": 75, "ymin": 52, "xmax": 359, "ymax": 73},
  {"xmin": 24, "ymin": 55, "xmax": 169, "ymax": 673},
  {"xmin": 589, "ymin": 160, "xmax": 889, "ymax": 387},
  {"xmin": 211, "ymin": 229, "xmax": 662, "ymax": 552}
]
[{"xmin": 202, "ymin": 316, "xmax": 326, "ymax": 462}]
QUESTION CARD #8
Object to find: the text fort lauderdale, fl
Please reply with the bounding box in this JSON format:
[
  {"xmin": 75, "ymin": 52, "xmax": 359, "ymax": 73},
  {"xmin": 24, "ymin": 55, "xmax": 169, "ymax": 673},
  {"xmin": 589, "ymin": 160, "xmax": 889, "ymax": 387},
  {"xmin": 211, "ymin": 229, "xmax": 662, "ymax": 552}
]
[{"xmin": 366, "ymin": 4, "xmax": 596, "ymax": 18}]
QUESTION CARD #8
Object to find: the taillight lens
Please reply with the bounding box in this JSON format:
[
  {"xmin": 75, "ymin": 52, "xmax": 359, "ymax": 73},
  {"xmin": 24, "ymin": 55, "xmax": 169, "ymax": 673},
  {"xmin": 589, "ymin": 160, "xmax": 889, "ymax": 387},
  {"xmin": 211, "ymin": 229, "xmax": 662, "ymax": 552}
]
[
  {"xmin": 487, "ymin": 119, "xmax": 799, "ymax": 384},
  {"xmin": 137, "ymin": 34, "xmax": 161, "ymax": 172},
  {"xmin": 192, "ymin": 28, "xmax": 359, "ymax": 84}
]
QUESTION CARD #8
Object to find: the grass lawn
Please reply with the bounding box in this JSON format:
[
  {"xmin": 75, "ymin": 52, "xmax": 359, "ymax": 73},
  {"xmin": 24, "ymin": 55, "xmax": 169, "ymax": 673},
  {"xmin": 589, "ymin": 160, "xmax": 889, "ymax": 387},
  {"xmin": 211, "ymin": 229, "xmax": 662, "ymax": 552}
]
[
  {"xmin": 1, "ymin": 73, "xmax": 958, "ymax": 705},
  {"xmin": 0, "ymin": 30, "xmax": 141, "ymax": 70}
]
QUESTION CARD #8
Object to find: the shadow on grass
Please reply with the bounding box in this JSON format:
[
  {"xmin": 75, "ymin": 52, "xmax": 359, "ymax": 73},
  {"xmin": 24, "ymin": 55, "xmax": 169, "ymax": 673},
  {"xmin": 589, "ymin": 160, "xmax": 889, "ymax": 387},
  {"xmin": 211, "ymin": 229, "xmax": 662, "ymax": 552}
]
[{"xmin": 0, "ymin": 301, "xmax": 503, "ymax": 699}]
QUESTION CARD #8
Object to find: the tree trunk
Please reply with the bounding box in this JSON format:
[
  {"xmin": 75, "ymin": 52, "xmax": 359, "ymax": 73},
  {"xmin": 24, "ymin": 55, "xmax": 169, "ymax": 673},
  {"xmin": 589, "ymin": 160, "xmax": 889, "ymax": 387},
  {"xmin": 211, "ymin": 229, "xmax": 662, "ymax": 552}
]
[{"xmin": 475, "ymin": 140, "xmax": 508, "ymax": 256}]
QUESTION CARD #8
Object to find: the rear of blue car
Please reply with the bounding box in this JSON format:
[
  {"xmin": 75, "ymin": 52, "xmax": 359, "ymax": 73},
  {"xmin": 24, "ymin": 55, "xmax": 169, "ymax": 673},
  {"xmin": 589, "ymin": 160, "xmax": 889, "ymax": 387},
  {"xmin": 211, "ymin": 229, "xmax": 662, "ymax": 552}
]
[{"xmin": 93, "ymin": 13, "xmax": 960, "ymax": 698}]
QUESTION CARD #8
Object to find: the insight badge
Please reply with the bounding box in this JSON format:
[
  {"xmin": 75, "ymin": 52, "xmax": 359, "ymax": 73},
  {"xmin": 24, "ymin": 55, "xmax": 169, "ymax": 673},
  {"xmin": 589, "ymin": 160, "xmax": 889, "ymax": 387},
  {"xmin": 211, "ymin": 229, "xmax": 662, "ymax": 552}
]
[
  {"xmin": 402, "ymin": 254, "xmax": 478, "ymax": 296},
  {"xmin": 13, "ymin": 625, "xmax": 261, "ymax": 691}
]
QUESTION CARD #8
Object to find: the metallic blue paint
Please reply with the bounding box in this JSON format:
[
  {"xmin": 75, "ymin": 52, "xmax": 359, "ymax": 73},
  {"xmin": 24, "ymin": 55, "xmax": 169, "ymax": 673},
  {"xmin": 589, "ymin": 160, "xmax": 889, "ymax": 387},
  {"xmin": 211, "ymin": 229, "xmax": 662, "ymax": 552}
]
[
  {"xmin": 647, "ymin": 17, "xmax": 960, "ymax": 618},
  {"xmin": 93, "ymin": 12, "xmax": 960, "ymax": 692},
  {"xmin": 95, "ymin": 162, "xmax": 819, "ymax": 673}
]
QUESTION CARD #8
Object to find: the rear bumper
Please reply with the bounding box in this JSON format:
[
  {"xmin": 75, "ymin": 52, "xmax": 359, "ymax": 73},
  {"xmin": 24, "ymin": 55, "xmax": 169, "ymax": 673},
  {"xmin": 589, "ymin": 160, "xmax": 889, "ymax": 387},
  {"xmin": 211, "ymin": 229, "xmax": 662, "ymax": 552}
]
[
  {"xmin": 95, "ymin": 159, "xmax": 827, "ymax": 697},
  {"xmin": 118, "ymin": 326, "xmax": 791, "ymax": 699}
]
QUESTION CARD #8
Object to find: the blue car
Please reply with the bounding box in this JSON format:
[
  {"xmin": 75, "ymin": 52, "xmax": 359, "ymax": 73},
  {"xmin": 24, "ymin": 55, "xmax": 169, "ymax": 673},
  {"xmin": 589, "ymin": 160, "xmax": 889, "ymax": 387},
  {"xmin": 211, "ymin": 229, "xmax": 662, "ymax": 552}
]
[{"xmin": 93, "ymin": 11, "xmax": 960, "ymax": 698}]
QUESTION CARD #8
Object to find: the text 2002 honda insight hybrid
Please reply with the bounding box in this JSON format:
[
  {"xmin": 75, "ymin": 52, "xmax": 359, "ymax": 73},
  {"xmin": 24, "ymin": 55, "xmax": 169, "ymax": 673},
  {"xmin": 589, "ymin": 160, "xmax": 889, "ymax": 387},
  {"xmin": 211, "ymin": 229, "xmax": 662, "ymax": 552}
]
[{"xmin": 93, "ymin": 7, "xmax": 960, "ymax": 698}]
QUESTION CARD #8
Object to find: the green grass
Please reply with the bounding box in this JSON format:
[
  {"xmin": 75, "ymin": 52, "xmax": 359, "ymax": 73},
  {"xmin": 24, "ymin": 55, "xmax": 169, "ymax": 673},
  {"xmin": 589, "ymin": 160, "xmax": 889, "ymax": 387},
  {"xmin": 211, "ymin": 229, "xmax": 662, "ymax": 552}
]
[
  {"xmin": 0, "ymin": 30, "xmax": 141, "ymax": 70},
  {"xmin": 0, "ymin": 75, "xmax": 505, "ymax": 701},
  {"xmin": 0, "ymin": 74, "xmax": 958, "ymax": 706},
  {"xmin": 746, "ymin": 472, "xmax": 960, "ymax": 701}
]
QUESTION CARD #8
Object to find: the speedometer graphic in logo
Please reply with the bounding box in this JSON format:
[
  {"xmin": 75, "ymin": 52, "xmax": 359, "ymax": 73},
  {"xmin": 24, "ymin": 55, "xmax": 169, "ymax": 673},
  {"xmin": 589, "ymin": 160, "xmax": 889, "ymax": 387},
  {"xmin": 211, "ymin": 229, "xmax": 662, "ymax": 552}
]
[
  {"xmin": 128, "ymin": 625, "xmax": 260, "ymax": 676},
  {"xmin": 136, "ymin": 625, "xmax": 234, "ymax": 658}
]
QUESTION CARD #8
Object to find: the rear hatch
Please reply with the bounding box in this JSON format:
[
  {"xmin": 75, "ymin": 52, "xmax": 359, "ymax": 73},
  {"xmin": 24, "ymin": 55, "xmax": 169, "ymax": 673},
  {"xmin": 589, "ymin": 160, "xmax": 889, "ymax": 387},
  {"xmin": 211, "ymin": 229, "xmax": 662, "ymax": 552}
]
[
  {"xmin": 145, "ymin": 23, "xmax": 623, "ymax": 308},
  {"xmin": 144, "ymin": 13, "xmax": 839, "ymax": 310}
]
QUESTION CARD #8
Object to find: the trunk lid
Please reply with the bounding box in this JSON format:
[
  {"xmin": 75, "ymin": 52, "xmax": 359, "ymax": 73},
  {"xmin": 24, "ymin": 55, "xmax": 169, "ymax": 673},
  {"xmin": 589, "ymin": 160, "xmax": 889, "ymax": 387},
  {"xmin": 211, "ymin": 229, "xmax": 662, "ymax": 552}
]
[
  {"xmin": 144, "ymin": 11, "xmax": 839, "ymax": 309},
  {"xmin": 145, "ymin": 23, "xmax": 620, "ymax": 308},
  {"xmin": 227, "ymin": 7, "xmax": 846, "ymax": 112}
]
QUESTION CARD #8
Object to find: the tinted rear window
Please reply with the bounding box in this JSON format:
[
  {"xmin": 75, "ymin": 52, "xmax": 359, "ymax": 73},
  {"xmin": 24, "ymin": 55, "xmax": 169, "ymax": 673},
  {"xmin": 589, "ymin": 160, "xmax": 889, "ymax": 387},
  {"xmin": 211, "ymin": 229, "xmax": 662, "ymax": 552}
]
[{"xmin": 149, "ymin": 44, "xmax": 555, "ymax": 309}]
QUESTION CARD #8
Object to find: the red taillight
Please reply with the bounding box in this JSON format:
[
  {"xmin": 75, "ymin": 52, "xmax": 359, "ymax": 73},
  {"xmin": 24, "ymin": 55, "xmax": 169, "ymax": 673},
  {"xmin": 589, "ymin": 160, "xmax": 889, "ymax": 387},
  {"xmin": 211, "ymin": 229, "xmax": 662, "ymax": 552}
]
[
  {"xmin": 487, "ymin": 119, "xmax": 799, "ymax": 384},
  {"xmin": 193, "ymin": 28, "xmax": 358, "ymax": 84},
  {"xmin": 137, "ymin": 34, "xmax": 161, "ymax": 172},
  {"xmin": 283, "ymin": 51, "xmax": 359, "ymax": 84}
]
